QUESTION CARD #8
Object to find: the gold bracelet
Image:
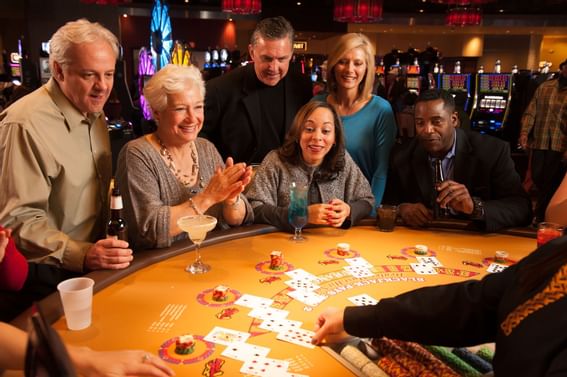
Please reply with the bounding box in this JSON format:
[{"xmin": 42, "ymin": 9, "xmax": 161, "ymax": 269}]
[{"xmin": 188, "ymin": 197, "xmax": 202, "ymax": 215}]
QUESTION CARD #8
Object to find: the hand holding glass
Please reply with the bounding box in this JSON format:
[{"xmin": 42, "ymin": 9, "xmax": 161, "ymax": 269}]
[
  {"xmin": 177, "ymin": 215, "xmax": 218, "ymax": 274},
  {"xmin": 288, "ymin": 182, "xmax": 308, "ymax": 242}
]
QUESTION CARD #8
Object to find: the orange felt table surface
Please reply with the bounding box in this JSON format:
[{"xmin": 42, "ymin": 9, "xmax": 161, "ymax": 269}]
[{"xmin": 47, "ymin": 225, "xmax": 534, "ymax": 376}]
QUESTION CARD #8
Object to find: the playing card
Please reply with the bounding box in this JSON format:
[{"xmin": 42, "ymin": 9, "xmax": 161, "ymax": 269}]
[
  {"xmin": 248, "ymin": 307, "xmax": 290, "ymax": 320},
  {"xmin": 344, "ymin": 257, "xmax": 373, "ymax": 268},
  {"xmin": 285, "ymin": 279, "xmax": 320, "ymax": 292},
  {"xmin": 487, "ymin": 263, "xmax": 508, "ymax": 273},
  {"xmin": 258, "ymin": 318, "xmax": 303, "ymax": 333},
  {"xmin": 287, "ymin": 290, "xmax": 327, "ymax": 307},
  {"xmin": 343, "ymin": 265, "xmax": 374, "ymax": 278},
  {"xmin": 410, "ymin": 263, "xmax": 438, "ymax": 275},
  {"xmin": 268, "ymin": 372, "xmax": 309, "ymax": 377},
  {"xmin": 276, "ymin": 327, "xmax": 316, "ymax": 349},
  {"xmin": 347, "ymin": 293, "xmax": 379, "ymax": 306},
  {"xmin": 204, "ymin": 326, "xmax": 250, "ymax": 346},
  {"xmin": 285, "ymin": 268, "xmax": 319, "ymax": 283},
  {"xmin": 240, "ymin": 356, "xmax": 290, "ymax": 377},
  {"xmin": 221, "ymin": 342, "xmax": 270, "ymax": 361},
  {"xmin": 416, "ymin": 256, "xmax": 443, "ymax": 267},
  {"xmin": 235, "ymin": 294, "xmax": 274, "ymax": 309}
]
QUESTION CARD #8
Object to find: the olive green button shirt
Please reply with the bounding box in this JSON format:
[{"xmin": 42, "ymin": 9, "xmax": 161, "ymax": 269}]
[{"xmin": 0, "ymin": 78, "xmax": 111, "ymax": 272}]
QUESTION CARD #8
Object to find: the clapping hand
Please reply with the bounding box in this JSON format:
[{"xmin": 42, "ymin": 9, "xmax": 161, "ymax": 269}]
[{"xmin": 203, "ymin": 157, "xmax": 252, "ymax": 204}]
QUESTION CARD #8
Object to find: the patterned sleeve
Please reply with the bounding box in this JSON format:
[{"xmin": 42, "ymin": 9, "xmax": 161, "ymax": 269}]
[{"xmin": 245, "ymin": 152, "xmax": 292, "ymax": 231}]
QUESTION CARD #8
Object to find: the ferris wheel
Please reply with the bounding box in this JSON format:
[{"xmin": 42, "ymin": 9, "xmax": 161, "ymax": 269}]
[
  {"xmin": 150, "ymin": 0, "xmax": 173, "ymax": 71},
  {"xmin": 138, "ymin": 47, "xmax": 156, "ymax": 120}
]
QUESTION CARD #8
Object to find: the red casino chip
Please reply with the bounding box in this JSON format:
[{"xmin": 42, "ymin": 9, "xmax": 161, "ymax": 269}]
[
  {"xmin": 158, "ymin": 335, "xmax": 214, "ymax": 364},
  {"xmin": 196, "ymin": 288, "xmax": 242, "ymax": 307},
  {"xmin": 255, "ymin": 260, "xmax": 294, "ymax": 275},
  {"xmin": 323, "ymin": 248, "xmax": 360, "ymax": 260}
]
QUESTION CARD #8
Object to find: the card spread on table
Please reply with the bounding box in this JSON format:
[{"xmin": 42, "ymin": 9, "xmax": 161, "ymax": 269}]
[
  {"xmin": 416, "ymin": 256, "xmax": 443, "ymax": 267},
  {"xmin": 204, "ymin": 326, "xmax": 250, "ymax": 346},
  {"xmin": 276, "ymin": 327, "xmax": 316, "ymax": 349},
  {"xmin": 344, "ymin": 257, "xmax": 373, "ymax": 268},
  {"xmin": 285, "ymin": 268, "xmax": 319, "ymax": 283},
  {"xmin": 258, "ymin": 318, "xmax": 303, "ymax": 333},
  {"xmin": 240, "ymin": 356, "xmax": 290, "ymax": 377},
  {"xmin": 347, "ymin": 293, "xmax": 379, "ymax": 306},
  {"xmin": 287, "ymin": 290, "xmax": 327, "ymax": 307},
  {"xmin": 221, "ymin": 342, "xmax": 271, "ymax": 361},
  {"xmin": 285, "ymin": 279, "xmax": 320, "ymax": 292},
  {"xmin": 235, "ymin": 294, "xmax": 274, "ymax": 309},
  {"xmin": 248, "ymin": 307, "xmax": 289, "ymax": 320},
  {"xmin": 343, "ymin": 265, "xmax": 374, "ymax": 278},
  {"xmin": 487, "ymin": 263, "xmax": 508, "ymax": 273},
  {"xmin": 410, "ymin": 263, "xmax": 438, "ymax": 275}
]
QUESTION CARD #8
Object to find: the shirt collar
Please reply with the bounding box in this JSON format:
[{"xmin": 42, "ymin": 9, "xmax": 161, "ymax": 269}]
[
  {"xmin": 45, "ymin": 78, "xmax": 103, "ymax": 130},
  {"xmin": 429, "ymin": 128, "xmax": 457, "ymax": 163}
]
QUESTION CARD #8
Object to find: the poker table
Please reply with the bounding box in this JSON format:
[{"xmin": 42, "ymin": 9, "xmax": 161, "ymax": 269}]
[{"xmin": 10, "ymin": 220, "xmax": 536, "ymax": 376}]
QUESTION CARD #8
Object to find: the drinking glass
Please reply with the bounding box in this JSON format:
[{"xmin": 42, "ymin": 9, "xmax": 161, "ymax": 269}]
[
  {"xmin": 288, "ymin": 182, "xmax": 308, "ymax": 242},
  {"xmin": 177, "ymin": 215, "xmax": 218, "ymax": 274}
]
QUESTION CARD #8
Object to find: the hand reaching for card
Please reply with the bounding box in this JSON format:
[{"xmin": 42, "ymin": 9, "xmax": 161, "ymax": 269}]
[{"xmin": 312, "ymin": 307, "xmax": 351, "ymax": 345}]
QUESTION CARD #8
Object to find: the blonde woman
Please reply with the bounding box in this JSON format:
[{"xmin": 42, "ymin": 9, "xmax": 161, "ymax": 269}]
[{"xmin": 314, "ymin": 33, "xmax": 397, "ymax": 211}]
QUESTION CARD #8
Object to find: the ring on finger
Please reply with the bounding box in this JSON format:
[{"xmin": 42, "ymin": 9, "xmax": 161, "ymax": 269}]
[{"xmin": 142, "ymin": 354, "xmax": 151, "ymax": 363}]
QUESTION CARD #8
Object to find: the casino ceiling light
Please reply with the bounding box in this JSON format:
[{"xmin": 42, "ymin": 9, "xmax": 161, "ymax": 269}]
[
  {"xmin": 221, "ymin": 0, "xmax": 262, "ymax": 14},
  {"xmin": 429, "ymin": 0, "xmax": 495, "ymax": 4},
  {"xmin": 334, "ymin": 0, "xmax": 383, "ymax": 23},
  {"xmin": 445, "ymin": 6, "xmax": 482, "ymax": 26},
  {"xmin": 80, "ymin": 0, "xmax": 127, "ymax": 4}
]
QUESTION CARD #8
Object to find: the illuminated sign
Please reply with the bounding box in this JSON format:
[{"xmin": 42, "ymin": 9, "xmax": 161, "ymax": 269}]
[{"xmin": 293, "ymin": 41, "xmax": 307, "ymax": 51}]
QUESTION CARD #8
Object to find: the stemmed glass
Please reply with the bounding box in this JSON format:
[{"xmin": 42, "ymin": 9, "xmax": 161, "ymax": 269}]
[
  {"xmin": 288, "ymin": 182, "xmax": 308, "ymax": 242},
  {"xmin": 177, "ymin": 215, "xmax": 218, "ymax": 274}
]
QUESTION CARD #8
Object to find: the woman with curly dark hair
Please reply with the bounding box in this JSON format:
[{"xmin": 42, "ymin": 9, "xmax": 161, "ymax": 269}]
[{"xmin": 246, "ymin": 101, "xmax": 374, "ymax": 232}]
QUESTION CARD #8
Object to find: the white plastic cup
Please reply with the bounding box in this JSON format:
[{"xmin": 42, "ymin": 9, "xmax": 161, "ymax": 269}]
[{"xmin": 57, "ymin": 277, "xmax": 94, "ymax": 330}]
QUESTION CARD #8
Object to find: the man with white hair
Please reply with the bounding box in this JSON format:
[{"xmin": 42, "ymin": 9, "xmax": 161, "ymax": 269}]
[{"xmin": 0, "ymin": 19, "xmax": 132, "ymax": 320}]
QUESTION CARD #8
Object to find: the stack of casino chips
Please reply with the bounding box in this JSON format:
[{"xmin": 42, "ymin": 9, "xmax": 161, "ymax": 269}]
[
  {"xmin": 452, "ymin": 348, "xmax": 493, "ymax": 374},
  {"xmin": 340, "ymin": 344, "xmax": 388, "ymax": 377},
  {"xmin": 424, "ymin": 345, "xmax": 483, "ymax": 377}
]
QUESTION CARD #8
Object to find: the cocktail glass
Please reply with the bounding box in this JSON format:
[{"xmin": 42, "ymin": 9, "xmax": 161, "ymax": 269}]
[
  {"xmin": 288, "ymin": 182, "xmax": 308, "ymax": 242},
  {"xmin": 177, "ymin": 215, "xmax": 218, "ymax": 274}
]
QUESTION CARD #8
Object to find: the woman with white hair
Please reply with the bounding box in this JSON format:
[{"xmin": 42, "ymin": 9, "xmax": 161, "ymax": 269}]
[
  {"xmin": 116, "ymin": 64, "xmax": 253, "ymax": 249},
  {"xmin": 313, "ymin": 33, "xmax": 397, "ymax": 213}
]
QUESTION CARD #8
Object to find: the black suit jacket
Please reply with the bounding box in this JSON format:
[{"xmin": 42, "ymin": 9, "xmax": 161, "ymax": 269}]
[
  {"xmin": 383, "ymin": 129, "xmax": 532, "ymax": 232},
  {"xmin": 202, "ymin": 64, "xmax": 313, "ymax": 164}
]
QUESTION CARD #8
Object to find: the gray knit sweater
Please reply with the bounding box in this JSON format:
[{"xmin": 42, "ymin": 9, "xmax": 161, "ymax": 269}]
[
  {"xmin": 115, "ymin": 136, "xmax": 253, "ymax": 249},
  {"xmin": 245, "ymin": 150, "xmax": 374, "ymax": 231}
]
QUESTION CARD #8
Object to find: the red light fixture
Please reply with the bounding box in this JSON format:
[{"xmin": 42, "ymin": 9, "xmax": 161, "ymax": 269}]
[
  {"xmin": 445, "ymin": 7, "xmax": 482, "ymax": 26},
  {"xmin": 430, "ymin": 0, "xmax": 494, "ymax": 4},
  {"xmin": 80, "ymin": 0, "xmax": 127, "ymax": 4},
  {"xmin": 334, "ymin": 0, "xmax": 383, "ymax": 23},
  {"xmin": 221, "ymin": 0, "xmax": 262, "ymax": 14}
]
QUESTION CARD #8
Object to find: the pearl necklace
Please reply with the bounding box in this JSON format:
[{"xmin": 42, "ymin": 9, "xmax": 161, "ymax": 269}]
[{"xmin": 156, "ymin": 135, "xmax": 200, "ymax": 187}]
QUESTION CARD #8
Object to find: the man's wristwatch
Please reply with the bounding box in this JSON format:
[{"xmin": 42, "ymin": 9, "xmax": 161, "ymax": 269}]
[{"xmin": 470, "ymin": 197, "xmax": 485, "ymax": 220}]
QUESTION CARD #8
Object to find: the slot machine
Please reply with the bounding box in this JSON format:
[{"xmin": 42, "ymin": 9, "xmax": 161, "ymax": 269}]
[
  {"xmin": 469, "ymin": 72, "xmax": 513, "ymax": 136},
  {"xmin": 405, "ymin": 58, "xmax": 421, "ymax": 95},
  {"xmin": 437, "ymin": 73, "xmax": 473, "ymax": 114}
]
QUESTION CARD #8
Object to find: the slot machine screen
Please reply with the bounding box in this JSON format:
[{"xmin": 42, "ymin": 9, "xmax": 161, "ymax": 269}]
[
  {"xmin": 479, "ymin": 74, "xmax": 510, "ymax": 94},
  {"xmin": 441, "ymin": 74, "xmax": 469, "ymax": 92}
]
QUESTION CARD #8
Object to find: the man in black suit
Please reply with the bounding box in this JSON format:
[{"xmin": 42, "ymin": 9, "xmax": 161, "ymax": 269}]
[
  {"xmin": 384, "ymin": 89, "xmax": 531, "ymax": 232},
  {"xmin": 202, "ymin": 16, "xmax": 313, "ymax": 164}
]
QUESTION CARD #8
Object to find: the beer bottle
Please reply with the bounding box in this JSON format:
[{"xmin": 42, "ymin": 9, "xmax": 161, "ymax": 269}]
[
  {"xmin": 107, "ymin": 187, "xmax": 128, "ymax": 241},
  {"xmin": 433, "ymin": 159, "xmax": 448, "ymax": 219}
]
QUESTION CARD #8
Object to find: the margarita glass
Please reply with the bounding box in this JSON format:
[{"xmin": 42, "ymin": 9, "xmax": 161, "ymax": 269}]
[{"xmin": 177, "ymin": 215, "xmax": 218, "ymax": 274}]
